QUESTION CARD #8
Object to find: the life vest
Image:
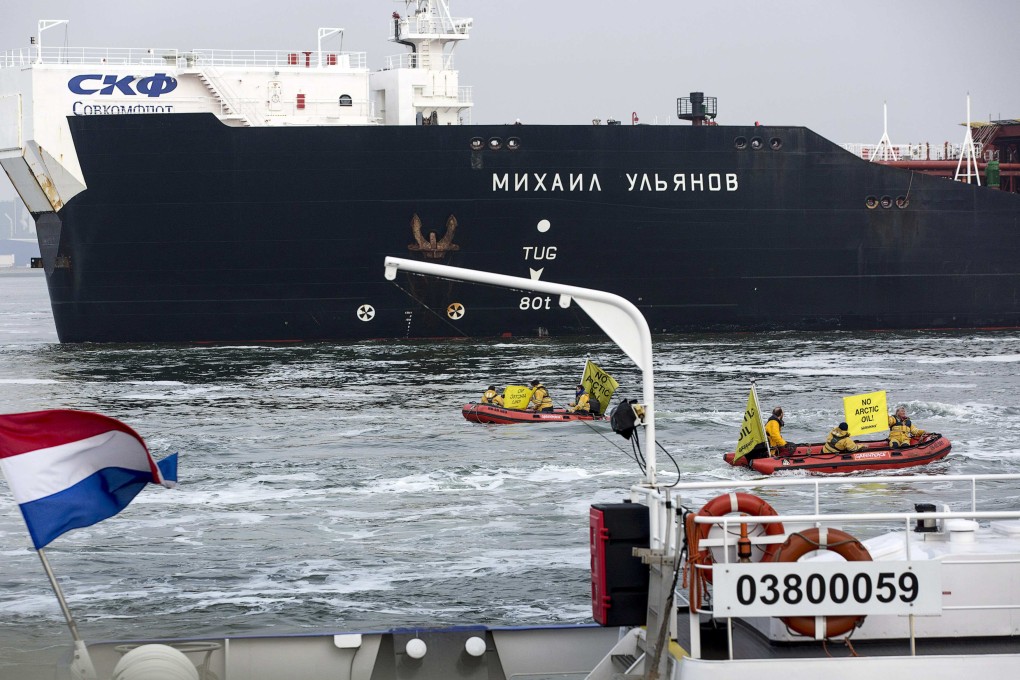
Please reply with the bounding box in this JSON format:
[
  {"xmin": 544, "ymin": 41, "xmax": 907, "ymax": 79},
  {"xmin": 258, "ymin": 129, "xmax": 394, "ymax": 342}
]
[
  {"xmin": 573, "ymin": 392, "xmax": 591, "ymax": 413},
  {"xmin": 889, "ymin": 415, "xmax": 916, "ymax": 434},
  {"xmin": 822, "ymin": 427, "xmax": 856, "ymax": 453},
  {"xmin": 531, "ymin": 385, "xmax": 553, "ymax": 410},
  {"xmin": 765, "ymin": 415, "xmax": 786, "ymax": 448},
  {"xmin": 889, "ymin": 415, "xmax": 922, "ymax": 444},
  {"xmin": 481, "ymin": 389, "xmax": 497, "ymax": 404}
]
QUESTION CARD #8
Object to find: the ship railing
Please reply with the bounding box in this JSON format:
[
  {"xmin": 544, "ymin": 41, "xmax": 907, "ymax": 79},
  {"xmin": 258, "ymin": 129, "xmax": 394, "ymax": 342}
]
[
  {"xmin": 1, "ymin": 49, "xmax": 28, "ymax": 67},
  {"xmin": 459, "ymin": 86, "xmax": 473, "ymax": 105},
  {"xmin": 649, "ymin": 473, "xmax": 1020, "ymax": 660},
  {"xmin": 0, "ymin": 46, "xmax": 367, "ymax": 70},
  {"xmin": 843, "ymin": 141, "xmax": 984, "ymax": 162},
  {"xmin": 2, "ymin": 46, "xmax": 181, "ymax": 68},
  {"xmin": 188, "ymin": 49, "xmax": 367, "ymax": 70},
  {"xmin": 383, "ymin": 52, "xmax": 456, "ymax": 71},
  {"xmin": 390, "ymin": 14, "xmax": 473, "ymax": 40},
  {"xmin": 184, "ymin": 63, "xmax": 260, "ymax": 127}
]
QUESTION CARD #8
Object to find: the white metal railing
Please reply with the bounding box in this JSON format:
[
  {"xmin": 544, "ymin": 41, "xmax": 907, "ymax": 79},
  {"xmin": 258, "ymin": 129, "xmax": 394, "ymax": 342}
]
[
  {"xmin": 842, "ymin": 142, "xmax": 986, "ymax": 162},
  {"xmin": 691, "ymin": 509, "xmax": 1020, "ymax": 654},
  {"xmin": 391, "ymin": 13, "xmax": 472, "ymax": 40},
  {"xmin": 383, "ymin": 52, "xmax": 456, "ymax": 71},
  {"xmin": 670, "ymin": 473, "xmax": 1020, "ymax": 514},
  {"xmin": 674, "ymin": 473, "xmax": 1020, "ymax": 660},
  {"xmin": 0, "ymin": 46, "xmax": 367, "ymax": 70}
]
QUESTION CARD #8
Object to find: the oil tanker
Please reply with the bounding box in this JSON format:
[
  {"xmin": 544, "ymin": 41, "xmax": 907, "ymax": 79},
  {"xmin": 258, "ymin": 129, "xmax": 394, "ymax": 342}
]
[{"xmin": 2, "ymin": 2, "xmax": 1018, "ymax": 342}]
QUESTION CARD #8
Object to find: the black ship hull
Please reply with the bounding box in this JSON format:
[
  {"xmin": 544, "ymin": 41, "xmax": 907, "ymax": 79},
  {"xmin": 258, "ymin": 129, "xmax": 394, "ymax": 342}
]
[{"xmin": 36, "ymin": 113, "xmax": 1020, "ymax": 342}]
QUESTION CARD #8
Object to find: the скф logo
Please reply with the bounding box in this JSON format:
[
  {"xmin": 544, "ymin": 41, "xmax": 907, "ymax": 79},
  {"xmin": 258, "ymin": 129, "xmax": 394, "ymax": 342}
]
[{"xmin": 68, "ymin": 73, "xmax": 178, "ymax": 97}]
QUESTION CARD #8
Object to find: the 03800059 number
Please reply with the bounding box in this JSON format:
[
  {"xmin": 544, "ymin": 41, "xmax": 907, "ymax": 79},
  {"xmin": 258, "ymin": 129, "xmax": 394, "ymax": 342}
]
[
  {"xmin": 712, "ymin": 561, "xmax": 942, "ymax": 617},
  {"xmin": 735, "ymin": 570, "xmax": 918, "ymax": 607}
]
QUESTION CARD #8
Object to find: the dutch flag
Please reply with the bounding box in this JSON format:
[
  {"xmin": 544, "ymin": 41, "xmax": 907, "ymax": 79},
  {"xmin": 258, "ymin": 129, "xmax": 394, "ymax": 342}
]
[{"xmin": 0, "ymin": 410, "xmax": 177, "ymax": 549}]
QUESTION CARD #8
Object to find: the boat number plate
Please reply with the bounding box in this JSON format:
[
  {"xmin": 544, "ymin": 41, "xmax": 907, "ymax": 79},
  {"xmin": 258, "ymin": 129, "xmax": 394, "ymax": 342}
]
[{"xmin": 712, "ymin": 561, "xmax": 942, "ymax": 617}]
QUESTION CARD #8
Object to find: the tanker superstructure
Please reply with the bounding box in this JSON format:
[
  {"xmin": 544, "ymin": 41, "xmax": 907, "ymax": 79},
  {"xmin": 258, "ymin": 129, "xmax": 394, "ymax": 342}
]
[{"xmin": 1, "ymin": 2, "xmax": 1018, "ymax": 342}]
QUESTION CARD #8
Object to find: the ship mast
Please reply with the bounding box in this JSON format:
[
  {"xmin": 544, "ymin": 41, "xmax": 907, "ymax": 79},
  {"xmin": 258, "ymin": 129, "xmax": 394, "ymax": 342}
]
[
  {"xmin": 955, "ymin": 94, "xmax": 982, "ymax": 185},
  {"xmin": 871, "ymin": 101, "xmax": 898, "ymax": 162},
  {"xmin": 380, "ymin": 1, "xmax": 473, "ymax": 125}
]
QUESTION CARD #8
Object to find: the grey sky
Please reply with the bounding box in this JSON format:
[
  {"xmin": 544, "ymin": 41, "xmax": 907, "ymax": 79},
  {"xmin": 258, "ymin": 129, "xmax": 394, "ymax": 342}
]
[{"xmin": 2, "ymin": 0, "xmax": 1019, "ymax": 203}]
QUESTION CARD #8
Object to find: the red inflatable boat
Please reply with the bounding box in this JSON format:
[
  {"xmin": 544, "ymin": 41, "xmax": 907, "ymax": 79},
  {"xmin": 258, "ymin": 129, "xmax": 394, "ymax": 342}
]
[
  {"xmin": 462, "ymin": 403, "xmax": 607, "ymax": 425},
  {"xmin": 723, "ymin": 433, "xmax": 951, "ymax": 474}
]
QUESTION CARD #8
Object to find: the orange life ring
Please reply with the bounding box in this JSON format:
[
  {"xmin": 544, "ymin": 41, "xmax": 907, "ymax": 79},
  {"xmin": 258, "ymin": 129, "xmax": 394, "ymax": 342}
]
[
  {"xmin": 694, "ymin": 492, "xmax": 785, "ymax": 582},
  {"xmin": 771, "ymin": 527, "xmax": 872, "ymax": 638}
]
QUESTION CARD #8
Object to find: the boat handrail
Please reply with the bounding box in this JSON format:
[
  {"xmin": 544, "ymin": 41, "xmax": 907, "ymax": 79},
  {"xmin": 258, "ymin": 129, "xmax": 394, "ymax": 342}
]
[
  {"xmin": 643, "ymin": 472, "xmax": 1020, "ymax": 514},
  {"xmin": 383, "ymin": 52, "xmax": 457, "ymax": 70},
  {"xmin": 695, "ymin": 509, "xmax": 1020, "ymax": 527},
  {"xmin": 0, "ymin": 46, "xmax": 368, "ymax": 70},
  {"xmin": 682, "ymin": 489, "xmax": 1020, "ymax": 661},
  {"xmin": 842, "ymin": 141, "xmax": 983, "ymax": 161}
]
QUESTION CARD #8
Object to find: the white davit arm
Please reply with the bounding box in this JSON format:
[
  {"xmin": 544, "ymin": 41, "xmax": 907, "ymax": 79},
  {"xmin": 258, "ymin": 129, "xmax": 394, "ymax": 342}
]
[{"xmin": 383, "ymin": 256, "xmax": 657, "ymax": 484}]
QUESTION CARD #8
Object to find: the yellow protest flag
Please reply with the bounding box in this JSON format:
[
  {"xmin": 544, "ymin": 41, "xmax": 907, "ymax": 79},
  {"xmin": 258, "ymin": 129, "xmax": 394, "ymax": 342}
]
[
  {"xmin": 842, "ymin": 390, "xmax": 888, "ymax": 436},
  {"xmin": 580, "ymin": 360, "xmax": 620, "ymax": 415},
  {"xmin": 502, "ymin": 385, "xmax": 534, "ymax": 410},
  {"xmin": 733, "ymin": 384, "xmax": 768, "ymax": 461}
]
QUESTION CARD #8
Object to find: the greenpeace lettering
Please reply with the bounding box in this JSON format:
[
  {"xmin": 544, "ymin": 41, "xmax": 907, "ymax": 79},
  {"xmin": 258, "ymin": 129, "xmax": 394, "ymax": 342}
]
[
  {"xmin": 67, "ymin": 73, "xmax": 178, "ymax": 98},
  {"xmin": 72, "ymin": 102, "xmax": 176, "ymax": 116}
]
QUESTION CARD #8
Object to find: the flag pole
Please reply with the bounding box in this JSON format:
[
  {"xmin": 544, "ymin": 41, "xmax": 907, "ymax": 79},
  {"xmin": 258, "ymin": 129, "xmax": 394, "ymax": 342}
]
[
  {"xmin": 36, "ymin": 548, "xmax": 98, "ymax": 680},
  {"xmin": 750, "ymin": 379, "xmax": 772, "ymax": 457}
]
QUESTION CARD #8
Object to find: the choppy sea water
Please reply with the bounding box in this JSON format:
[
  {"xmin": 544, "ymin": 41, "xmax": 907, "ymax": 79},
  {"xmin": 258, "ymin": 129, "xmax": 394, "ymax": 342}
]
[{"xmin": 1, "ymin": 269, "xmax": 1019, "ymax": 678}]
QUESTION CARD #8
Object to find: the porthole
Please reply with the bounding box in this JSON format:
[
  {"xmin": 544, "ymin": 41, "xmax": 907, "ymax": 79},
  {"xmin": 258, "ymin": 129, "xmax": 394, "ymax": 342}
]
[
  {"xmin": 880, "ymin": 195, "xmax": 893, "ymax": 209},
  {"xmin": 734, "ymin": 136, "xmax": 748, "ymax": 149},
  {"xmin": 488, "ymin": 137, "xmax": 502, "ymax": 151},
  {"xmin": 338, "ymin": 94, "xmax": 353, "ymax": 107},
  {"xmin": 750, "ymin": 137, "xmax": 764, "ymax": 150},
  {"xmin": 865, "ymin": 196, "xmax": 879, "ymax": 209},
  {"xmin": 895, "ymin": 195, "xmax": 909, "ymax": 209},
  {"xmin": 469, "ymin": 137, "xmax": 484, "ymax": 151},
  {"xmin": 506, "ymin": 137, "xmax": 521, "ymax": 151},
  {"xmin": 769, "ymin": 137, "xmax": 783, "ymax": 150}
]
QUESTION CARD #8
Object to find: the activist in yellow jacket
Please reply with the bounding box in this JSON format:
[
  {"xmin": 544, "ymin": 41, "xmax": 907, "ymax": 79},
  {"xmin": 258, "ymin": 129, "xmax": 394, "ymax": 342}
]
[
  {"xmin": 888, "ymin": 407, "xmax": 925, "ymax": 447},
  {"xmin": 765, "ymin": 408, "xmax": 787, "ymax": 450},
  {"xmin": 821, "ymin": 423, "xmax": 863, "ymax": 453},
  {"xmin": 529, "ymin": 381, "xmax": 553, "ymax": 412},
  {"xmin": 481, "ymin": 386, "xmax": 499, "ymax": 405},
  {"xmin": 569, "ymin": 385, "xmax": 591, "ymax": 413}
]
